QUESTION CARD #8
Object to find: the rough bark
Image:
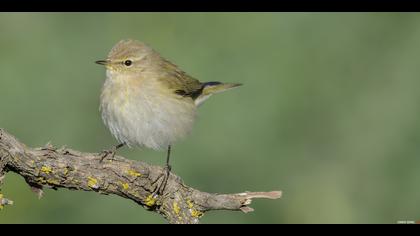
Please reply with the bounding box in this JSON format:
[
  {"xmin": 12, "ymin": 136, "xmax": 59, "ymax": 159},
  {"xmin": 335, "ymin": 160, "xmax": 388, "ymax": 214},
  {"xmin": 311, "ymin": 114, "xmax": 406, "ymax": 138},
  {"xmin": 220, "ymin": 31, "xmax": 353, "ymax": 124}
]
[{"xmin": 0, "ymin": 128, "xmax": 281, "ymax": 223}]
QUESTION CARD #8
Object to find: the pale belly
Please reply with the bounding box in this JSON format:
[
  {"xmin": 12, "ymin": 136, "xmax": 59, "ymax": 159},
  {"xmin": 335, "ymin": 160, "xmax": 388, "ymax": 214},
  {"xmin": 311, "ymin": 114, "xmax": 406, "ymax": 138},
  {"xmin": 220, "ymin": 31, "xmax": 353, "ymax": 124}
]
[{"xmin": 100, "ymin": 78, "xmax": 196, "ymax": 150}]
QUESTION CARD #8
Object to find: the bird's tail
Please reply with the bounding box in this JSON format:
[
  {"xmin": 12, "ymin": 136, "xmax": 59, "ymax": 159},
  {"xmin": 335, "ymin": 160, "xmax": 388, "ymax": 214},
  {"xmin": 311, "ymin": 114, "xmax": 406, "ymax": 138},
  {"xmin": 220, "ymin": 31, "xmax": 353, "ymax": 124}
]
[
  {"xmin": 201, "ymin": 82, "xmax": 242, "ymax": 96},
  {"xmin": 195, "ymin": 82, "xmax": 242, "ymax": 106}
]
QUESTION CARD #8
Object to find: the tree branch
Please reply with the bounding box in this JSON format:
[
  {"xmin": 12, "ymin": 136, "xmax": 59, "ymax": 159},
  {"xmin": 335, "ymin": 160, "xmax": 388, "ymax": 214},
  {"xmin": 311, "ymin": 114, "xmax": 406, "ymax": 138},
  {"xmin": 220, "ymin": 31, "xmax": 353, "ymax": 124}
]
[{"xmin": 0, "ymin": 128, "xmax": 281, "ymax": 224}]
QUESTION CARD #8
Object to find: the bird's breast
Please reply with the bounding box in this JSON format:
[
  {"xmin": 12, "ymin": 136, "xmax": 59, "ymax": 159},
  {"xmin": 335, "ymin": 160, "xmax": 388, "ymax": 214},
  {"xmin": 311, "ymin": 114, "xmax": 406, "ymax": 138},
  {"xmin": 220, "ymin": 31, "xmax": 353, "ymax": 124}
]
[{"xmin": 100, "ymin": 74, "xmax": 197, "ymax": 150}]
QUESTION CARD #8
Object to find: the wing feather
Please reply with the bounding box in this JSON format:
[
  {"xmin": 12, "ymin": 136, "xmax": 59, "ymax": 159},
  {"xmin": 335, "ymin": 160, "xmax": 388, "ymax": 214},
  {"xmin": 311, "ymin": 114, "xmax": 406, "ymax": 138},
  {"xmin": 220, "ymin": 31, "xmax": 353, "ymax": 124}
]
[{"xmin": 157, "ymin": 57, "xmax": 205, "ymax": 100}]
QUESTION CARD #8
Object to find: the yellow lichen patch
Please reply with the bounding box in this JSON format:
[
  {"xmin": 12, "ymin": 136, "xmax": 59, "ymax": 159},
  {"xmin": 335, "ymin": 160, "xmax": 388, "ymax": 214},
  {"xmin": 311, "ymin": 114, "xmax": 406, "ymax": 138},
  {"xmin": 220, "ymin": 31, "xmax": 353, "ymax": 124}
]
[
  {"xmin": 36, "ymin": 177, "xmax": 47, "ymax": 184},
  {"xmin": 173, "ymin": 201, "xmax": 181, "ymax": 215},
  {"xmin": 186, "ymin": 199, "xmax": 194, "ymax": 209},
  {"xmin": 144, "ymin": 194, "xmax": 157, "ymax": 207},
  {"xmin": 63, "ymin": 168, "xmax": 69, "ymax": 175},
  {"xmin": 41, "ymin": 166, "xmax": 52, "ymax": 174},
  {"xmin": 87, "ymin": 177, "xmax": 99, "ymax": 189},
  {"xmin": 46, "ymin": 179, "xmax": 60, "ymax": 185},
  {"xmin": 190, "ymin": 209, "xmax": 204, "ymax": 218},
  {"xmin": 185, "ymin": 199, "xmax": 203, "ymax": 218},
  {"xmin": 122, "ymin": 182, "xmax": 129, "ymax": 190},
  {"xmin": 127, "ymin": 169, "xmax": 142, "ymax": 177}
]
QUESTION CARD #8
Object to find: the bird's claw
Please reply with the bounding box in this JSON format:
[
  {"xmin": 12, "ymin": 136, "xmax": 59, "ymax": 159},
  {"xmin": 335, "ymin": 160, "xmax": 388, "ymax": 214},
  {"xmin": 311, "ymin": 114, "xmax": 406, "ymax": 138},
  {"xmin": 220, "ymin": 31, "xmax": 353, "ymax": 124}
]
[
  {"xmin": 99, "ymin": 149, "xmax": 116, "ymax": 163},
  {"xmin": 156, "ymin": 164, "xmax": 171, "ymax": 195}
]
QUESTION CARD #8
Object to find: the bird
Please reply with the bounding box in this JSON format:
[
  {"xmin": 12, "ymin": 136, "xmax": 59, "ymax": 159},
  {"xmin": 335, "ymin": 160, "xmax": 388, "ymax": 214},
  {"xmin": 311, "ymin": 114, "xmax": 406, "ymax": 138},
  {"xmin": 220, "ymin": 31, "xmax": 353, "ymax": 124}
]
[{"xmin": 95, "ymin": 39, "xmax": 242, "ymax": 193}]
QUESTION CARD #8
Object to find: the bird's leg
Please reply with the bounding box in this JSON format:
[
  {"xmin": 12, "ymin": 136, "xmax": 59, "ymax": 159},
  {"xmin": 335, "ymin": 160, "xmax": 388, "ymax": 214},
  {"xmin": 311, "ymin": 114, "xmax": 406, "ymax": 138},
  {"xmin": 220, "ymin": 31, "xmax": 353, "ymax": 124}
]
[
  {"xmin": 100, "ymin": 143, "xmax": 125, "ymax": 162},
  {"xmin": 166, "ymin": 145, "xmax": 172, "ymax": 172},
  {"xmin": 156, "ymin": 145, "xmax": 172, "ymax": 195}
]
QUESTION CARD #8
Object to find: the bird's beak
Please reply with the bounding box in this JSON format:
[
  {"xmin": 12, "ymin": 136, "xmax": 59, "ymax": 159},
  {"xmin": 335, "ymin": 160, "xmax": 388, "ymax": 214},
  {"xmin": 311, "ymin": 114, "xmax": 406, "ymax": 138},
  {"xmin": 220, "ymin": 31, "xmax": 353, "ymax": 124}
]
[{"xmin": 95, "ymin": 59, "xmax": 110, "ymax": 65}]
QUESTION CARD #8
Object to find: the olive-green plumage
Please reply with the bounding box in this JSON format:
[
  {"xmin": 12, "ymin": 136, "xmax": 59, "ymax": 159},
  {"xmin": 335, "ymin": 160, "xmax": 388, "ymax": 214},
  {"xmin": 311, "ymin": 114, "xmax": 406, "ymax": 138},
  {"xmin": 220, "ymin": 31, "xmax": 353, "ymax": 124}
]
[{"xmin": 158, "ymin": 55, "xmax": 242, "ymax": 105}]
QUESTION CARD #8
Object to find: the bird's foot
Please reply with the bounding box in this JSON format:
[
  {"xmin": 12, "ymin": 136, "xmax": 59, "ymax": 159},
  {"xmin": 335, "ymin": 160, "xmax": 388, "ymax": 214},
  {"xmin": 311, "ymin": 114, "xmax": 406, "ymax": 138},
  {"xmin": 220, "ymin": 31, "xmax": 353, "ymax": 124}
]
[
  {"xmin": 99, "ymin": 148, "xmax": 116, "ymax": 163},
  {"xmin": 154, "ymin": 164, "xmax": 172, "ymax": 196},
  {"xmin": 99, "ymin": 143, "xmax": 125, "ymax": 163}
]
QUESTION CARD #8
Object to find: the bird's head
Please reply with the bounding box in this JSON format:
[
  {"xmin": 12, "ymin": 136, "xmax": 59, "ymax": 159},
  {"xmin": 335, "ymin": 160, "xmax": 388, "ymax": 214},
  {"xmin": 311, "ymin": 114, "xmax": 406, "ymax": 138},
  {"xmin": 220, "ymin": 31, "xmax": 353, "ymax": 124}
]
[{"xmin": 95, "ymin": 39, "xmax": 152, "ymax": 75}]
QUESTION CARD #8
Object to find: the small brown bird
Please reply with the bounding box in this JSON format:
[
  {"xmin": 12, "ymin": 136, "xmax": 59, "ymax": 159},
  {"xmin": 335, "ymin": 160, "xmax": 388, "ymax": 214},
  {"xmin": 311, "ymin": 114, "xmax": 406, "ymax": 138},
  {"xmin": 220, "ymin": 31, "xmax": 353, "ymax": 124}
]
[{"xmin": 96, "ymin": 39, "xmax": 241, "ymax": 193}]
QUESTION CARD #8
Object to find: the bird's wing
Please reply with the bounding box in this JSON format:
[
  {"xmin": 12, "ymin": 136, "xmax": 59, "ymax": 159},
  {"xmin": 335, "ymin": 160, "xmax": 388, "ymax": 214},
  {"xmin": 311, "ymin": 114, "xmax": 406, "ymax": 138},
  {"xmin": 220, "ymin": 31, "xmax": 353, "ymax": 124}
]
[{"xmin": 157, "ymin": 57, "xmax": 205, "ymax": 100}]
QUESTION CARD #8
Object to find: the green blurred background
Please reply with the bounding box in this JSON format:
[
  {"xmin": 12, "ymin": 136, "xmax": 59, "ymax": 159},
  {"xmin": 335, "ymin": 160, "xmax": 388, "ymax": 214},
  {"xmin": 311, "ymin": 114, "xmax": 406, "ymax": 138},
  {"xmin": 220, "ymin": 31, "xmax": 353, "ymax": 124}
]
[{"xmin": 1, "ymin": 13, "xmax": 420, "ymax": 224}]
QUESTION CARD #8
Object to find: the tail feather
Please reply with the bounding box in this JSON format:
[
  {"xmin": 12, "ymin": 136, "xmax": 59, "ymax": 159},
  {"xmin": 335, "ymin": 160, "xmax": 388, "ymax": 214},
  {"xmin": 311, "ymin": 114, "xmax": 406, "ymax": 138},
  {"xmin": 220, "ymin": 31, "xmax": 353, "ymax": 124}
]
[
  {"xmin": 194, "ymin": 82, "xmax": 242, "ymax": 106},
  {"xmin": 202, "ymin": 82, "xmax": 242, "ymax": 96}
]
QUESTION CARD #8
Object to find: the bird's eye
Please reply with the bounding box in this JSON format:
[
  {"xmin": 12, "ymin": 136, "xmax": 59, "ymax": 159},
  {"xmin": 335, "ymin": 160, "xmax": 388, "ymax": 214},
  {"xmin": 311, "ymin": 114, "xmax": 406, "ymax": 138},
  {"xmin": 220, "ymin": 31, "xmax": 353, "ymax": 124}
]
[{"xmin": 123, "ymin": 60, "xmax": 133, "ymax": 66}]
